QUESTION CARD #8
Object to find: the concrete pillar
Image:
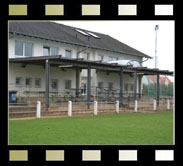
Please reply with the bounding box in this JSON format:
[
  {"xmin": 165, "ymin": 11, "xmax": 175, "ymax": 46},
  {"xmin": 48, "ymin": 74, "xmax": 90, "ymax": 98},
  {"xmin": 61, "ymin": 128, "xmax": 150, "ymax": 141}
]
[
  {"xmin": 68, "ymin": 101, "xmax": 72, "ymax": 117},
  {"xmin": 154, "ymin": 100, "xmax": 157, "ymax": 111},
  {"xmin": 167, "ymin": 99, "xmax": 170, "ymax": 110},
  {"xmin": 116, "ymin": 100, "xmax": 119, "ymax": 114},
  {"xmin": 94, "ymin": 101, "xmax": 98, "ymax": 115},
  {"xmin": 134, "ymin": 100, "xmax": 138, "ymax": 112},
  {"xmin": 36, "ymin": 101, "xmax": 41, "ymax": 118}
]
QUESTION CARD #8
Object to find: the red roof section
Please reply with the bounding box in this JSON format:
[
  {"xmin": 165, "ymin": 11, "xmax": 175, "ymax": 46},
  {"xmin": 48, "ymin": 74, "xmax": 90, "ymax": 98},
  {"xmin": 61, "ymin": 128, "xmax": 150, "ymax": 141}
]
[{"xmin": 148, "ymin": 75, "xmax": 172, "ymax": 84}]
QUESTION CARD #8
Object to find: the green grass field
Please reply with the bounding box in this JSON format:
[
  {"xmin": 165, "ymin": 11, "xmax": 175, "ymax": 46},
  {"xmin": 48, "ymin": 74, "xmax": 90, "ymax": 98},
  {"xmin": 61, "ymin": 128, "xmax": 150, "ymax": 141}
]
[{"xmin": 9, "ymin": 112, "xmax": 173, "ymax": 145}]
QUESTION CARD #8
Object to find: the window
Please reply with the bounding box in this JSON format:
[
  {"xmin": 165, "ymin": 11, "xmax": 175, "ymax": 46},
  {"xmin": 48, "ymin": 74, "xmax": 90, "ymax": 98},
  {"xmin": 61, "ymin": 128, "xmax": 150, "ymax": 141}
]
[
  {"xmin": 43, "ymin": 46, "xmax": 58, "ymax": 56},
  {"xmin": 15, "ymin": 41, "xmax": 23, "ymax": 56},
  {"xmin": 15, "ymin": 77, "xmax": 22, "ymax": 86},
  {"xmin": 98, "ymin": 55, "xmax": 103, "ymax": 61},
  {"xmin": 125, "ymin": 84, "xmax": 128, "ymax": 91},
  {"xmin": 25, "ymin": 78, "xmax": 32, "ymax": 87},
  {"xmin": 98, "ymin": 82, "xmax": 103, "ymax": 89},
  {"xmin": 51, "ymin": 79, "xmax": 58, "ymax": 90},
  {"xmin": 113, "ymin": 57, "xmax": 118, "ymax": 61},
  {"xmin": 15, "ymin": 41, "xmax": 33, "ymax": 57},
  {"xmin": 82, "ymin": 53, "xmax": 89, "ymax": 60},
  {"xmin": 108, "ymin": 56, "xmax": 118, "ymax": 61},
  {"xmin": 65, "ymin": 50, "xmax": 72, "ymax": 58},
  {"xmin": 65, "ymin": 80, "xmax": 72, "ymax": 89},
  {"xmin": 51, "ymin": 47, "xmax": 58, "ymax": 55},
  {"xmin": 108, "ymin": 56, "xmax": 113, "ymax": 61},
  {"xmin": 35, "ymin": 78, "xmax": 41, "ymax": 88},
  {"xmin": 108, "ymin": 82, "xmax": 113, "ymax": 90},
  {"xmin": 130, "ymin": 84, "xmax": 134, "ymax": 91},
  {"xmin": 24, "ymin": 43, "xmax": 33, "ymax": 57},
  {"xmin": 43, "ymin": 46, "xmax": 50, "ymax": 56}
]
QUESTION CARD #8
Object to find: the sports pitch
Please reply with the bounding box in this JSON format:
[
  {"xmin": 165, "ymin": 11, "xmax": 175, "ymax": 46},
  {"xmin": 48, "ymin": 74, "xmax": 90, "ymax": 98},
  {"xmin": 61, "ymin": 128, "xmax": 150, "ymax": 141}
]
[{"xmin": 9, "ymin": 111, "xmax": 173, "ymax": 145}]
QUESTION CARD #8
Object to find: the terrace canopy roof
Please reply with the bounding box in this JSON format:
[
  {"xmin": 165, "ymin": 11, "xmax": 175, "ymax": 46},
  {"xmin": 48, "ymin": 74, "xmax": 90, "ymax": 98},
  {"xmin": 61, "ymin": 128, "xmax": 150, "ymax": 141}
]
[{"xmin": 9, "ymin": 55, "xmax": 173, "ymax": 76}]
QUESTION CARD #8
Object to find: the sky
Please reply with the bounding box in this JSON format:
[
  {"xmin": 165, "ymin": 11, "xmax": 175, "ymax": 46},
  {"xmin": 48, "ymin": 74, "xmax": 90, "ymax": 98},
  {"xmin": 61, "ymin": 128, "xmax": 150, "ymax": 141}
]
[{"xmin": 55, "ymin": 21, "xmax": 174, "ymax": 80}]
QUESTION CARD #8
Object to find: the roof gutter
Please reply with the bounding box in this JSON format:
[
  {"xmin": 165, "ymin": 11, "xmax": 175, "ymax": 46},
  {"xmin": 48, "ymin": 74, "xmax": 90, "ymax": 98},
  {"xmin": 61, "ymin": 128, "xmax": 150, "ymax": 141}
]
[{"xmin": 9, "ymin": 31, "xmax": 152, "ymax": 59}]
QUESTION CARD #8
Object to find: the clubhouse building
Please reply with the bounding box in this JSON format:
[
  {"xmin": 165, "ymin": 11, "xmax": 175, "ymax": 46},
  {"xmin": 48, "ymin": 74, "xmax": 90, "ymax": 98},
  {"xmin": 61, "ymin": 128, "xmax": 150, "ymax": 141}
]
[{"xmin": 8, "ymin": 22, "xmax": 173, "ymax": 107}]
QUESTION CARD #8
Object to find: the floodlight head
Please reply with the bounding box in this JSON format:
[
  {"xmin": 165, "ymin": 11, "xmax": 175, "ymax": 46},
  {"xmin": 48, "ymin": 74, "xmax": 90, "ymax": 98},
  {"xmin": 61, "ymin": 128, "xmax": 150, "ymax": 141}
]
[{"xmin": 155, "ymin": 25, "xmax": 159, "ymax": 30}]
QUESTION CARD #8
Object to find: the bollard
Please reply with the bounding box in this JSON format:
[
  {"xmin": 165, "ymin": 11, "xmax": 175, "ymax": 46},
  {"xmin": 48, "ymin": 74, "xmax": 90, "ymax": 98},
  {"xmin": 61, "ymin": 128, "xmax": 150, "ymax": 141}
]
[
  {"xmin": 116, "ymin": 100, "xmax": 119, "ymax": 114},
  {"xmin": 36, "ymin": 101, "xmax": 41, "ymax": 118},
  {"xmin": 167, "ymin": 99, "xmax": 170, "ymax": 110},
  {"xmin": 154, "ymin": 100, "xmax": 157, "ymax": 111},
  {"xmin": 68, "ymin": 101, "xmax": 72, "ymax": 117},
  {"xmin": 134, "ymin": 100, "xmax": 138, "ymax": 112},
  {"xmin": 94, "ymin": 101, "xmax": 98, "ymax": 115}
]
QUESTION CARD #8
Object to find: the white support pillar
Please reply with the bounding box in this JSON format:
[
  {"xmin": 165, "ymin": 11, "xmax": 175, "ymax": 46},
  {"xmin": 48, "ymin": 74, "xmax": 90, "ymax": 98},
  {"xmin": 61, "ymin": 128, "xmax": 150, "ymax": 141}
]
[
  {"xmin": 134, "ymin": 100, "xmax": 138, "ymax": 112},
  {"xmin": 167, "ymin": 99, "xmax": 170, "ymax": 110},
  {"xmin": 154, "ymin": 100, "xmax": 157, "ymax": 111},
  {"xmin": 116, "ymin": 100, "xmax": 119, "ymax": 114},
  {"xmin": 94, "ymin": 101, "xmax": 98, "ymax": 115},
  {"xmin": 68, "ymin": 101, "xmax": 72, "ymax": 117},
  {"xmin": 36, "ymin": 101, "xmax": 41, "ymax": 118}
]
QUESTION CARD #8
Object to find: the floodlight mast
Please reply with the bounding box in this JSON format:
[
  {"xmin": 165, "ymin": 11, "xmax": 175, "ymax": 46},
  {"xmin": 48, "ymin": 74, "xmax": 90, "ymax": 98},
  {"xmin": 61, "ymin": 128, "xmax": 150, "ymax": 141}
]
[{"xmin": 155, "ymin": 25, "xmax": 159, "ymax": 69}]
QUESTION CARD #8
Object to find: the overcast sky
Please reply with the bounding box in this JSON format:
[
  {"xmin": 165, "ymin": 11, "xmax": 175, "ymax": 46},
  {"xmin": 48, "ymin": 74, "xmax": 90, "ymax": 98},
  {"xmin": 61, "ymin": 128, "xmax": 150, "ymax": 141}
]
[{"xmin": 55, "ymin": 21, "xmax": 174, "ymax": 80}]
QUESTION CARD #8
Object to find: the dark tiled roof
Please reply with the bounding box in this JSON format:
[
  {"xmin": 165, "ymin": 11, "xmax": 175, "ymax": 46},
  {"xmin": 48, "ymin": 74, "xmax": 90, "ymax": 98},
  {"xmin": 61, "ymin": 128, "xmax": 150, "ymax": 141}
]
[{"xmin": 9, "ymin": 21, "xmax": 151, "ymax": 58}]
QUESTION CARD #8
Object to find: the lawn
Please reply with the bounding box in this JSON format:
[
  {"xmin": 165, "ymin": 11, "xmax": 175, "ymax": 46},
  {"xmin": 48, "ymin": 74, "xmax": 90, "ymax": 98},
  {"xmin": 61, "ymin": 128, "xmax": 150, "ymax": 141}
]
[{"xmin": 9, "ymin": 112, "xmax": 173, "ymax": 145}]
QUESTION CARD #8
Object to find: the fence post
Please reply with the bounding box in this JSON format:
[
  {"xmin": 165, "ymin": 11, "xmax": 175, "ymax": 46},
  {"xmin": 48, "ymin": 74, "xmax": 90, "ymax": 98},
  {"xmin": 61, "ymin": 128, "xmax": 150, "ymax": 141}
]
[
  {"xmin": 154, "ymin": 100, "xmax": 157, "ymax": 111},
  {"xmin": 134, "ymin": 100, "xmax": 138, "ymax": 112},
  {"xmin": 36, "ymin": 101, "xmax": 41, "ymax": 118},
  {"xmin": 116, "ymin": 100, "xmax": 119, "ymax": 114},
  {"xmin": 167, "ymin": 99, "xmax": 170, "ymax": 110},
  {"xmin": 94, "ymin": 101, "xmax": 98, "ymax": 115},
  {"xmin": 68, "ymin": 101, "xmax": 72, "ymax": 117}
]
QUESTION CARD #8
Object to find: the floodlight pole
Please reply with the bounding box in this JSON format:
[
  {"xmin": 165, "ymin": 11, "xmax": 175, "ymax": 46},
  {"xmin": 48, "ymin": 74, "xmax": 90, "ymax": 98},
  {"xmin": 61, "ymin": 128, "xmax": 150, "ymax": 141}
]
[{"xmin": 155, "ymin": 25, "xmax": 159, "ymax": 69}]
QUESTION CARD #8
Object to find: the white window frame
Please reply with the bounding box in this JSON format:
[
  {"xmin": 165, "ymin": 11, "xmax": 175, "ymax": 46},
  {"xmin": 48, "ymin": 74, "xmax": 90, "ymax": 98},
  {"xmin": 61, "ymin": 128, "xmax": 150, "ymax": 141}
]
[
  {"xmin": 98, "ymin": 82, "xmax": 104, "ymax": 89},
  {"xmin": 108, "ymin": 82, "xmax": 113, "ymax": 90},
  {"xmin": 15, "ymin": 77, "xmax": 22, "ymax": 87},
  {"xmin": 108, "ymin": 56, "xmax": 118, "ymax": 61},
  {"xmin": 43, "ymin": 46, "xmax": 59, "ymax": 56},
  {"xmin": 51, "ymin": 79, "xmax": 58, "ymax": 91},
  {"xmin": 65, "ymin": 80, "xmax": 72, "ymax": 89},
  {"xmin": 35, "ymin": 78, "xmax": 41, "ymax": 88},
  {"xmin": 25, "ymin": 78, "xmax": 32, "ymax": 87},
  {"xmin": 82, "ymin": 52, "xmax": 89, "ymax": 60},
  {"xmin": 65, "ymin": 49, "xmax": 72, "ymax": 58},
  {"xmin": 125, "ymin": 83, "xmax": 128, "ymax": 91},
  {"xmin": 98, "ymin": 54, "xmax": 103, "ymax": 61},
  {"xmin": 130, "ymin": 84, "xmax": 134, "ymax": 91},
  {"xmin": 15, "ymin": 40, "xmax": 33, "ymax": 57}
]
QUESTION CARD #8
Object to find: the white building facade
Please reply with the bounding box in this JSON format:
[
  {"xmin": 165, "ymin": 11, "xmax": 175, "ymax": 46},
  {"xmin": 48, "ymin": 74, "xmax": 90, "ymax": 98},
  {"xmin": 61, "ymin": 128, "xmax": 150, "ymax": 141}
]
[{"xmin": 9, "ymin": 22, "xmax": 148, "ymax": 99}]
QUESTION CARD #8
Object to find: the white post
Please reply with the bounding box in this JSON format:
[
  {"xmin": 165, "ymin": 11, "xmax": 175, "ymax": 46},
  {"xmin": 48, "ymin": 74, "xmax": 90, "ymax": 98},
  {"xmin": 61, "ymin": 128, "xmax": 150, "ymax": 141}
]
[
  {"xmin": 167, "ymin": 99, "xmax": 170, "ymax": 110},
  {"xmin": 154, "ymin": 100, "xmax": 157, "ymax": 111},
  {"xmin": 116, "ymin": 100, "xmax": 119, "ymax": 114},
  {"xmin": 36, "ymin": 101, "xmax": 41, "ymax": 118},
  {"xmin": 94, "ymin": 101, "xmax": 98, "ymax": 115},
  {"xmin": 68, "ymin": 101, "xmax": 72, "ymax": 117},
  {"xmin": 134, "ymin": 100, "xmax": 138, "ymax": 112}
]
